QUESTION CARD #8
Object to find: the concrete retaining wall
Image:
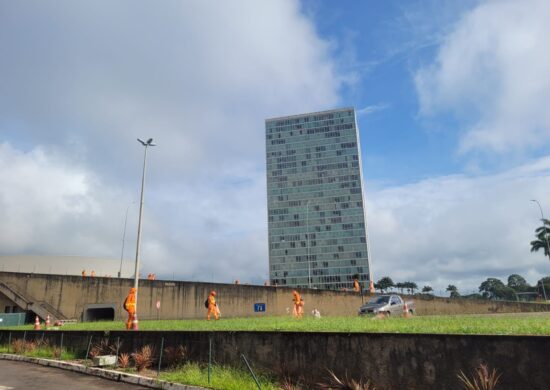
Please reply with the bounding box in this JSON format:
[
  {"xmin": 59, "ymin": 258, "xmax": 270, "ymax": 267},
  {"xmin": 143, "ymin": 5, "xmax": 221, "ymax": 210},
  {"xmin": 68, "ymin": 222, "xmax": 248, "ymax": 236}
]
[
  {"xmin": 0, "ymin": 329, "xmax": 548, "ymax": 389},
  {"xmin": 1, "ymin": 272, "xmax": 548, "ymax": 320}
]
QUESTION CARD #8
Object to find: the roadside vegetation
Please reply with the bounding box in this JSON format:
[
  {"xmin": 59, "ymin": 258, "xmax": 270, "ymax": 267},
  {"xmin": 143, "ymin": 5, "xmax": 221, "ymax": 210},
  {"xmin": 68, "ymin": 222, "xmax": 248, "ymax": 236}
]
[
  {"xmin": 0, "ymin": 339, "xmax": 505, "ymax": 389},
  {"xmin": 3, "ymin": 314, "xmax": 550, "ymax": 335},
  {"xmin": 0, "ymin": 339, "xmax": 75, "ymax": 360},
  {"xmin": 161, "ymin": 362, "xmax": 279, "ymax": 390}
]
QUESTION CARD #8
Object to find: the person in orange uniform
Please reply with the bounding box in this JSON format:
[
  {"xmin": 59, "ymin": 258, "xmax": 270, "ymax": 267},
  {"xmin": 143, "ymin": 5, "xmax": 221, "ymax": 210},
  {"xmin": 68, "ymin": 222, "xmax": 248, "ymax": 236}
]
[
  {"xmin": 206, "ymin": 291, "xmax": 219, "ymax": 320},
  {"xmin": 353, "ymin": 278, "xmax": 361, "ymax": 293},
  {"xmin": 292, "ymin": 290, "xmax": 304, "ymax": 318},
  {"xmin": 123, "ymin": 287, "xmax": 137, "ymax": 329}
]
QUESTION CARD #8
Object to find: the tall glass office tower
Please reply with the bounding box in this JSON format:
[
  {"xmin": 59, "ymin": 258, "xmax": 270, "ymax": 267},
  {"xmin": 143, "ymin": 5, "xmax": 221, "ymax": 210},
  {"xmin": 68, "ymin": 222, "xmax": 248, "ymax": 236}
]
[{"xmin": 266, "ymin": 107, "xmax": 372, "ymax": 290}]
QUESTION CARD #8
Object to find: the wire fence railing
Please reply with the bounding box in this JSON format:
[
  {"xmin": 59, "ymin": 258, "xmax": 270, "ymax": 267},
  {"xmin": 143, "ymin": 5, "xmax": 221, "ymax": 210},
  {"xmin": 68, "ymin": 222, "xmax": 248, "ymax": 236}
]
[{"xmin": 0, "ymin": 330, "xmax": 278, "ymax": 388}]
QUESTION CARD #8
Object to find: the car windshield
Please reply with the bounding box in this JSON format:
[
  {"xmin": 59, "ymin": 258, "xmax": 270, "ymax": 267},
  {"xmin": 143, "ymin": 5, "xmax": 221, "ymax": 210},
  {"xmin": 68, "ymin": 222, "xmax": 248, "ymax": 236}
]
[{"xmin": 369, "ymin": 296, "xmax": 390, "ymax": 304}]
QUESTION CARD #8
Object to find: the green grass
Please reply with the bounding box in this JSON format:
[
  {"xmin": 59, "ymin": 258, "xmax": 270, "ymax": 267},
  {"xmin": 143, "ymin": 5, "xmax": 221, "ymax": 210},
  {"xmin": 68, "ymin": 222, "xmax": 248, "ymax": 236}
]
[
  {"xmin": 2, "ymin": 314, "xmax": 550, "ymax": 335},
  {"xmin": 0, "ymin": 344, "xmax": 75, "ymax": 360},
  {"xmin": 26, "ymin": 347, "xmax": 76, "ymax": 360},
  {"xmin": 160, "ymin": 362, "xmax": 280, "ymax": 390}
]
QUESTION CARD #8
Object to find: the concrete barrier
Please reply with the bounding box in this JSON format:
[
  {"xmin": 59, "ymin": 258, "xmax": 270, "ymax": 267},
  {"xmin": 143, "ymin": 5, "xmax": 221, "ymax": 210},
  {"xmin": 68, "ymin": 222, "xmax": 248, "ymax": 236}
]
[
  {"xmin": 1, "ymin": 329, "xmax": 549, "ymax": 389},
  {"xmin": 1, "ymin": 271, "xmax": 548, "ymax": 321}
]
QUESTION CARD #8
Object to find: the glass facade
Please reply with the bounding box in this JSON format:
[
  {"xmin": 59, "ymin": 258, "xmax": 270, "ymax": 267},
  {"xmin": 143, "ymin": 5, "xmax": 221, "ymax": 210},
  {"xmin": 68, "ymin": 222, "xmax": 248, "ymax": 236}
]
[{"xmin": 266, "ymin": 107, "xmax": 371, "ymax": 290}]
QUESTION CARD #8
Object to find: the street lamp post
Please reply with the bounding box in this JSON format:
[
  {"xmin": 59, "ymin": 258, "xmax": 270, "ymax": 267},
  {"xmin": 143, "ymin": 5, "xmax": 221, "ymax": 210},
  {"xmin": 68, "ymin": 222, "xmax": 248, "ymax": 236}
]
[
  {"xmin": 133, "ymin": 138, "xmax": 156, "ymax": 329},
  {"xmin": 531, "ymin": 199, "xmax": 548, "ymax": 301},
  {"xmin": 118, "ymin": 202, "xmax": 134, "ymax": 278},
  {"xmin": 306, "ymin": 200, "xmax": 311, "ymax": 289}
]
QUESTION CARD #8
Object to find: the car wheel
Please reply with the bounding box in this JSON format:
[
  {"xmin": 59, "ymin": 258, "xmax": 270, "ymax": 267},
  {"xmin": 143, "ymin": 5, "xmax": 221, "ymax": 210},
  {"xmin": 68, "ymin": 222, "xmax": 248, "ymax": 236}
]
[{"xmin": 384, "ymin": 311, "xmax": 391, "ymax": 318}]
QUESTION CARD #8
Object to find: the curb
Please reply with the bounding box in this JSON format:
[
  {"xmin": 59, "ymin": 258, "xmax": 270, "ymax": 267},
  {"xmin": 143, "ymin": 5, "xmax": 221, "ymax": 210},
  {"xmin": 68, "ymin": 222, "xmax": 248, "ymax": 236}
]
[{"xmin": 0, "ymin": 353, "xmax": 204, "ymax": 390}]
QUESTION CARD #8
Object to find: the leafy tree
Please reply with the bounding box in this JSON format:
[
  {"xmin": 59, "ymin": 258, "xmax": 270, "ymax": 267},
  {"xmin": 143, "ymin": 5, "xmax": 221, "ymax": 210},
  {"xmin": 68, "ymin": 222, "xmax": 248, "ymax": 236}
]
[
  {"xmin": 536, "ymin": 277, "xmax": 550, "ymax": 299},
  {"xmin": 376, "ymin": 277, "xmax": 394, "ymax": 293},
  {"xmin": 530, "ymin": 219, "xmax": 550, "ymax": 259},
  {"xmin": 403, "ymin": 281, "xmax": 418, "ymax": 295},
  {"xmin": 395, "ymin": 282, "xmax": 405, "ymax": 294},
  {"xmin": 479, "ymin": 278, "xmax": 516, "ymax": 300},
  {"xmin": 446, "ymin": 284, "xmax": 460, "ymax": 299},
  {"xmin": 507, "ymin": 274, "xmax": 529, "ymax": 291},
  {"xmin": 422, "ymin": 285, "xmax": 433, "ymax": 294}
]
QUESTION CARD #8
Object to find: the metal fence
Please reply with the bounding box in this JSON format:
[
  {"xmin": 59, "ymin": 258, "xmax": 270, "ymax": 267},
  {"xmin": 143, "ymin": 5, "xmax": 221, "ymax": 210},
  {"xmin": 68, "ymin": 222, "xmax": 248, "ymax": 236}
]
[
  {"xmin": 0, "ymin": 313, "xmax": 26, "ymax": 327},
  {"xmin": 0, "ymin": 330, "xmax": 271, "ymax": 389}
]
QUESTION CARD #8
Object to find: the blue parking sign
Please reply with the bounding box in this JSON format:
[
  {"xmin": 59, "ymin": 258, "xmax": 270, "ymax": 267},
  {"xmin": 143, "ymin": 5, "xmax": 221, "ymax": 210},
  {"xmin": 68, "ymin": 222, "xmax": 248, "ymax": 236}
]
[{"xmin": 254, "ymin": 303, "xmax": 266, "ymax": 312}]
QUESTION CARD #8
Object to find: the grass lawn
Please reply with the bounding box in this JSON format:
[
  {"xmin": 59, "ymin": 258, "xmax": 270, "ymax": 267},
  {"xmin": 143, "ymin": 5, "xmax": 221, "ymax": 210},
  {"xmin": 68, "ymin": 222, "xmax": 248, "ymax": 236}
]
[
  {"xmin": 160, "ymin": 362, "xmax": 280, "ymax": 390},
  {"xmin": 2, "ymin": 314, "xmax": 550, "ymax": 335},
  {"xmin": 0, "ymin": 344, "xmax": 76, "ymax": 360}
]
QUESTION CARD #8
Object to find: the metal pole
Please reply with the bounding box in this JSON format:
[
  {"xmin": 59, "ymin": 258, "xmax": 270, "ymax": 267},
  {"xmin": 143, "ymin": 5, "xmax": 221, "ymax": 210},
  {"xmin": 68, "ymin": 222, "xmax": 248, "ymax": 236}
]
[
  {"xmin": 134, "ymin": 138, "xmax": 155, "ymax": 328},
  {"xmin": 8, "ymin": 332, "xmax": 11, "ymax": 353},
  {"xmin": 157, "ymin": 337, "xmax": 164, "ymax": 377},
  {"xmin": 208, "ymin": 335, "xmax": 212, "ymax": 384},
  {"xmin": 134, "ymin": 146, "xmax": 148, "ymax": 309},
  {"xmin": 240, "ymin": 353, "xmax": 262, "ymax": 390},
  {"xmin": 59, "ymin": 332, "xmax": 64, "ymax": 360},
  {"xmin": 115, "ymin": 336, "xmax": 120, "ymax": 368},
  {"xmin": 531, "ymin": 200, "xmax": 549, "ymax": 300},
  {"xmin": 119, "ymin": 202, "xmax": 133, "ymax": 278},
  {"xmin": 306, "ymin": 200, "xmax": 311, "ymax": 289},
  {"xmin": 85, "ymin": 335, "xmax": 93, "ymax": 364}
]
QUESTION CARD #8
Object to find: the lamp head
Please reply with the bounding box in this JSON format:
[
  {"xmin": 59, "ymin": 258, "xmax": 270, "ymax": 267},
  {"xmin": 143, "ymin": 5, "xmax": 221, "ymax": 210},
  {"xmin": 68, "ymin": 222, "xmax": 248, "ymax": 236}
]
[{"xmin": 137, "ymin": 138, "xmax": 157, "ymax": 146}]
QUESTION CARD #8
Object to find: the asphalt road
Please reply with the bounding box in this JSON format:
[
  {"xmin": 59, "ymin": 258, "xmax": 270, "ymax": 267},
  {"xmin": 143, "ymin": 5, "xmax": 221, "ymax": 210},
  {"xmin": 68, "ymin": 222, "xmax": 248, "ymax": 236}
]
[{"xmin": 0, "ymin": 360, "xmax": 149, "ymax": 390}]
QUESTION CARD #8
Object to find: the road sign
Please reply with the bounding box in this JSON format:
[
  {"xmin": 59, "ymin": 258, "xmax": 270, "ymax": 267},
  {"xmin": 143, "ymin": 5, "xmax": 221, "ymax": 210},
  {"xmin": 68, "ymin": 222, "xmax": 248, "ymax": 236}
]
[{"xmin": 254, "ymin": 303, "xmax": 266, "ymax": 312}]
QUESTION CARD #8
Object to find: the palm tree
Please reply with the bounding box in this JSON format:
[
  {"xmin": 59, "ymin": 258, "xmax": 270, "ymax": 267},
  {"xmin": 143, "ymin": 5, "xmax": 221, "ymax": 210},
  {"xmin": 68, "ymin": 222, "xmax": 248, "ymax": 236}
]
[{"xmin": 531, "ymin": 218, "xmax": 550, "ymax": 259}]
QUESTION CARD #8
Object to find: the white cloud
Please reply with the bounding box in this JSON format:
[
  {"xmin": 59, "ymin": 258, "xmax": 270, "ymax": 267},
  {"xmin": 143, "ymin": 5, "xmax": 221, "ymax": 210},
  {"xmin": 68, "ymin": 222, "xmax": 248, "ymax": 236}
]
[
  {"xmin": 357, "ymin": 103, "xmax": 389, "ymax": 117},
  {"xmin": 0, "ymin": 142, "xmax": 109, "ymax": 254},
  {"xmin": 367, "ymin": 156, "xmax": 550, "ymax": 293},
  {"xmin": 0, "ymin": 0, "xmax": 341, "ymax": 181},
  {"xmin": 415, "ymin": 0, "xmax": 550, "ymax": 154},
  {"xmin": 0, "ymin": 0, "xmax": 344, "ymax": 283}
]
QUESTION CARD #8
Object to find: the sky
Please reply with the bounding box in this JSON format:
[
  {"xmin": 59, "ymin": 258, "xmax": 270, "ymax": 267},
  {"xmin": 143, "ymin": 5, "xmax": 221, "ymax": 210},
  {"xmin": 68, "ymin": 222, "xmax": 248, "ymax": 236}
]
[{"xmin": 1, "ymin": 0, "xmax": 550, "ymax": 294}]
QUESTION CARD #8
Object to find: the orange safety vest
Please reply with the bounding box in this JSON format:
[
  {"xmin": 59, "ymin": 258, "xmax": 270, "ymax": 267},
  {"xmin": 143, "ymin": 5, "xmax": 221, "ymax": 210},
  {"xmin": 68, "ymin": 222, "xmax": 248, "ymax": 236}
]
[
  {"xmin": 208, "ymin": 295, "xmax": 216, "ymax": 307},
  {"xmin": 124, "ymin": 293, "xmax": 136, "ymax": 312}
]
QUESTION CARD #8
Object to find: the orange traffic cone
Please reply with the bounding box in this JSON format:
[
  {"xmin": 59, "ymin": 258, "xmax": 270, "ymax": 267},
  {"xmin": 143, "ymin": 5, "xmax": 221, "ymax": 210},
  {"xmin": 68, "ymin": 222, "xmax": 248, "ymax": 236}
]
[
  {"xmin": 403, "ymin": 301, "xmax": 412, "ymax": 318},
  {"xmin": 131, "ymin": 313, "xmax": 139, "ymax": 330},
  {"xmin": 34, "ymin": 316, "xmax": 41, "ymax": 330},
  {"xmin": 45, "ymin": 315, "xmax": 51, "ymax": 328}
]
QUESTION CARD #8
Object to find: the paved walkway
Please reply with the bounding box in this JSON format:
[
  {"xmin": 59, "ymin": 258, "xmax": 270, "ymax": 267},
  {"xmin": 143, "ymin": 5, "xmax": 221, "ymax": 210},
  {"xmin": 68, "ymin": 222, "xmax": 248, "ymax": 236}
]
[{"xmin": 0, "ymin": 360, "xmax": 149, "ymax": 390}]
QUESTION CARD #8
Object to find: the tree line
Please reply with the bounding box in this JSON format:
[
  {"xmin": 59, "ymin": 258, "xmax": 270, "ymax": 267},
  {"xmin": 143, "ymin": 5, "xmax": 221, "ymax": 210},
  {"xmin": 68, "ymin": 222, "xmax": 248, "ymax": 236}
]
[
  {"xmin": 371, "ymin": 219, "xmax": 550, "ymax": 301},
  {"xmin": 373, "ymin": 274, "xmax": 550, "ymax": 301}
]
